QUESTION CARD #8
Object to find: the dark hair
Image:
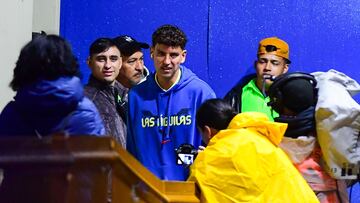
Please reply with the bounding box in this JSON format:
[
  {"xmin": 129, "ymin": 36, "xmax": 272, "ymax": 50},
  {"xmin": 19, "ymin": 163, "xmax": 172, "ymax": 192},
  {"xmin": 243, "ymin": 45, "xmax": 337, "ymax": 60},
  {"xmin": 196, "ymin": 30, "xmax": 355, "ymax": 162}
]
[
  {"xmin": 196, "ymin": 99, "xmax": 237, "ymax": 131},
  {"xmin": 89, "ymin": 37, "xmax": 118, "ymax": 57},
  {"xmin": 152, "ymin": 24, "xmax": 187, "ymax": 49},
  {"xmin": 10, "ymin": 34, "xmax": 80, "ymax": 91}
]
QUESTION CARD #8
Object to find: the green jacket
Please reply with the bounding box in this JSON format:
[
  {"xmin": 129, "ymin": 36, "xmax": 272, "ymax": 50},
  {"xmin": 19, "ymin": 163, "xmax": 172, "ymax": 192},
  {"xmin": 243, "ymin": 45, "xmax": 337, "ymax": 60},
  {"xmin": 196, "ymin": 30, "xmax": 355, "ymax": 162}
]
[{"xmin": 224, "ymin": 75, "xmax": 278, "ymax": 121}]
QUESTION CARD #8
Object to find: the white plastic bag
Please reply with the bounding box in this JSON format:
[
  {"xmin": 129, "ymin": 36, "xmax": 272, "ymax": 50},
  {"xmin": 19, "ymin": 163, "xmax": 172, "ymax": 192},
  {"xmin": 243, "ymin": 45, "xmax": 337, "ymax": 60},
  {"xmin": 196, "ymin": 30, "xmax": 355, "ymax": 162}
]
[
  {"xmin": 313, "ymin": 69, "xmax": 360, "ymax": 179},
  {"xmin": 280, "ymin": 136, "xmax": 316, "ymax": 164}
]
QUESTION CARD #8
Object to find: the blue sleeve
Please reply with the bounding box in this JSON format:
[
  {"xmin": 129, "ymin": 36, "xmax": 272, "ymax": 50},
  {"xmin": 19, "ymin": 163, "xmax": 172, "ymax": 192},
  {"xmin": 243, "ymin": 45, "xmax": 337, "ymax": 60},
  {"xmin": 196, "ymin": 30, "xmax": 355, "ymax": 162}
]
[
  {"xmin": 203, "ymin": 85, "xmax": 217, "ymax": 102},
  {"xmin": 66, "ymin": 97, "xmax": 106, "ymax": 136},
  {"xmin": 207, "ymin": 90, "xmax": 217, "ymax": 99},
  {"xmin": 0, "ymin": 102, "xmax": 18, "ymax": 136}
]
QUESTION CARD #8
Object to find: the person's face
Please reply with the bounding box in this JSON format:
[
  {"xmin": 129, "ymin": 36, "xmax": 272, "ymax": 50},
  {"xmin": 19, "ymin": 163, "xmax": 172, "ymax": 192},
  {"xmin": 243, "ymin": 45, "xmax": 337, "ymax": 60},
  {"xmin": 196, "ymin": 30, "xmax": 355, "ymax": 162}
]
[
  {"xmin": 87, "ymin": 46, "xmax": 121, "ymax": 86},
  {"xmin": 151, "ymin": 44, "xmax": 186, "ymax": 85},
  {"xmin": 118, "ymin": 51, "xmax": 145, "ymax": 88},
  {"xmin": 255, "ymin": 53, "xmax": 289, "ymax": 89}
]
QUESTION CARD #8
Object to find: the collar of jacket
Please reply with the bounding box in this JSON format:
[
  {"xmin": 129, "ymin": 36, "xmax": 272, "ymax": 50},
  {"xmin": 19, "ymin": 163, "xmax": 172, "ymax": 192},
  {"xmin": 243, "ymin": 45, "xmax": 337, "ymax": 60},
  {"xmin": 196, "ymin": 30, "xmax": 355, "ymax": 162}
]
[
  {"xmin": 228, "ymin": 112, "xmax": 287, "ymax": 146},
  {"xmin": 275, "ymin": 106, "xmax": 315, "ymax": 138},
  {"xmin": 87, "ymin": 75, "xmax": 117, "ymax": 91},
  {"xmin": 243, "ymin": 79, "xmax": 265, "ymax": 98}
]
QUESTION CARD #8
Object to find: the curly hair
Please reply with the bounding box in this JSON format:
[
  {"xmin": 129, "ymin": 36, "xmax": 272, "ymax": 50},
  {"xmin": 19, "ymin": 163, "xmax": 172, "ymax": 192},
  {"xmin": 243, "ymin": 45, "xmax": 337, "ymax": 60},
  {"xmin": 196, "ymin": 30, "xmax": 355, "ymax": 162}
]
[
  {"xmin": 152, "ymin": 24, "xmax": 187, "ymax": 49},
  {"xmin": 10, "ymin": 34, "xmax": 80, "ymax": 91},
  {"xmin": 196, "ymin": 99, "xmax": 237, "ymax": 131}
]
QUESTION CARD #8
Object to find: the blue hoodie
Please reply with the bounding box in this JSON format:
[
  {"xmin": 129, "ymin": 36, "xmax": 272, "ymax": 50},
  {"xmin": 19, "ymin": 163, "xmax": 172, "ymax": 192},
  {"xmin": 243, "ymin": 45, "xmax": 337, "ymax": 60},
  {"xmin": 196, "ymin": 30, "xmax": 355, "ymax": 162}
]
[
  {"xmin": 0, "ymin": 76, "xmax": 105, "ymax": 136},
  {"xmin": 127, "ymin": 65, "xmax": 216, "ymax": 181}
]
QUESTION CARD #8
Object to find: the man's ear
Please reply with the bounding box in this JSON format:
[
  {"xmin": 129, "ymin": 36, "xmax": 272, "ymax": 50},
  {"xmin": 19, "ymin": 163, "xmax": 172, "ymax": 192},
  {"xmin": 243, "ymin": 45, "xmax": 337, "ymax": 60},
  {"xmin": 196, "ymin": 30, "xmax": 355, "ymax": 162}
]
[
  {"xmin": 203, "ymin": 125, "xmax": 212, "ymax": 139},
  {"xmin": 282, "ymin": 63, "xmax": 289, "ymax": 74},
  {"xmin": 209, "ymin": 127, "xmax": 219, "ymax": 137},
  {"xmin": 150, "ymin": 47, "xmax": 154, "ymax": 59},
  {"xmin": 203, "ymin": 125, "xmax": 218, "ymax": 140},
  {"xmin": 86, "ymin": 56, "xmax": 91, "ymax": 68},
  {"xmin": 200, "ymin": 125, "xmax": 212, "ymax": 144},
  {"xmin": 180, "ymin": 50, "xmax": 187, "ymax": 63}
]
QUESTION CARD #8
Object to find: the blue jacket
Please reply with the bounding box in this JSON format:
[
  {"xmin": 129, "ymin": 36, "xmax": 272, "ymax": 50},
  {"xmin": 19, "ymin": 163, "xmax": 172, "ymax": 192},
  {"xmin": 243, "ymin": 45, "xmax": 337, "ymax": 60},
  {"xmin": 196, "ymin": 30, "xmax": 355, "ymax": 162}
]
[
  {"xmin": 127, "ymin": 65, "xmax": 216, "ymax": 181},
  {"xmin": 0, "ymin": 76, "xmax": 105, "ymax": 136}
]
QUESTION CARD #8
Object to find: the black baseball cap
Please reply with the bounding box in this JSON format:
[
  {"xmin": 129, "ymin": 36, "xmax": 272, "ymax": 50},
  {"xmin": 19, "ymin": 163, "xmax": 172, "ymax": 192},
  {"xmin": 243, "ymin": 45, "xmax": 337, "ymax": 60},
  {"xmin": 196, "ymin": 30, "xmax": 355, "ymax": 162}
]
[{"xmin": 113, "ymin": 35, "xmax": 149, "ymax": 57}]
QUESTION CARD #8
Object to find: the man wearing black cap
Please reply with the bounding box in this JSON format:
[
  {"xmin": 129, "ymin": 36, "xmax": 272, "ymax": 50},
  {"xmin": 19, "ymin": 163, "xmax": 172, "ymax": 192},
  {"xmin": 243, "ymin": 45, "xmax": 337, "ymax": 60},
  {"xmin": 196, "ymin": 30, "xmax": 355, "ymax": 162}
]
[
  {"xmin": 114, "ymin": 36, "xmax": 149, "ymax": 87},
  {"xmin": 113, "ymin": 35, "xmax": 150, "ymax": 117}
]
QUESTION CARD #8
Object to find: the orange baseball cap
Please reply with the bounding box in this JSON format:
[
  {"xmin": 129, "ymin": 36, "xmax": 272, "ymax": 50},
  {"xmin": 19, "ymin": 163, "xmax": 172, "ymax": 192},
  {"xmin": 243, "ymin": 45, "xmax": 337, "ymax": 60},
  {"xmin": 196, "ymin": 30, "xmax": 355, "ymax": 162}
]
[{"xmin": 258, "ymin": 37, "xmax": 290, "ymax": 62}]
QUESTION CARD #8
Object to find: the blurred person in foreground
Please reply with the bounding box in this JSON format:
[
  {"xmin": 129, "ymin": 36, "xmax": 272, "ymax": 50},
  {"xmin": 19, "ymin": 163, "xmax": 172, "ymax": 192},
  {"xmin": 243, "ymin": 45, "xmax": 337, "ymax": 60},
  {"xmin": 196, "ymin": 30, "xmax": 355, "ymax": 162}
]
[
  {"xmin": 188, "ymin": 98, "xmax": 319, "ymax": 203},
  {"xmin": 0, "ymin": 34, "xmax": 105, "ymax": 136}
]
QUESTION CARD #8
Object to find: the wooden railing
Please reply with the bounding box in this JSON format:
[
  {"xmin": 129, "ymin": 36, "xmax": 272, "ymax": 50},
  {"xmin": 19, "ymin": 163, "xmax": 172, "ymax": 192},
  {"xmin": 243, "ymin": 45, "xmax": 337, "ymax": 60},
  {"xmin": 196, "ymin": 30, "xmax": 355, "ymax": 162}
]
[{"xmin": 0, "ymin": 135, "xmax": 200, "ymax": 203}]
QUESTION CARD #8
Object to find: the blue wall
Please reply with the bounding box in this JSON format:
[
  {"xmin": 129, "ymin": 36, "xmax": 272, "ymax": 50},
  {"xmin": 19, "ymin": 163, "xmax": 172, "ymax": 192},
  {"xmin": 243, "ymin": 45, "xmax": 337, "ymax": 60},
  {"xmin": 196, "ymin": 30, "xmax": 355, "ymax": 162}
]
[
  {"xmin": 60, "ymin": 0, "xmax": 360, "ymax": 102},
  {"xmin": 60, "ymin": 1, "xmax": 360, "ymax": 201},
  {"xmin": 60, "ymin": 0, "xmax": 210, "ymax": 88}
]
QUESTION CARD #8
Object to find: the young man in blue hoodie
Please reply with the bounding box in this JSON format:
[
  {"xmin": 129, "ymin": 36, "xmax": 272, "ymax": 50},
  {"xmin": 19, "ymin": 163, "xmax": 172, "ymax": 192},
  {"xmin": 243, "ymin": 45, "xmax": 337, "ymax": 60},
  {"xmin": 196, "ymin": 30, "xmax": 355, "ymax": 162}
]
[{"xmin": 126, "ymin": 24, "xmax": 216, "ymax": 181}]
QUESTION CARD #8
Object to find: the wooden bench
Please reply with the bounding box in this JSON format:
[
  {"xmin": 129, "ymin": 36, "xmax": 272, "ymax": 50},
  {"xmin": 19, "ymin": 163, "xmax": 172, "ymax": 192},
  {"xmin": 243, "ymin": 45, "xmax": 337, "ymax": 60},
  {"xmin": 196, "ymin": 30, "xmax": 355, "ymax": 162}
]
[{"xmin": 0, "ymin": 135, "xmax": 200, "ymax": 203}]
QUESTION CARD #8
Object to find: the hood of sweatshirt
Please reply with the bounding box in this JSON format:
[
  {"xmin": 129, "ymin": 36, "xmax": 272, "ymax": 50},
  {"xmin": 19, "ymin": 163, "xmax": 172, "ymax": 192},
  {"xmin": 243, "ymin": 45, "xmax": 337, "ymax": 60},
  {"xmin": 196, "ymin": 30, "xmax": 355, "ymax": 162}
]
[
  {"xmin": 154, "ymin": 65, "xmax": 197, "ymax": 140},
  {"xmin": 12, "ymin": 76, "xmax": 83, "ymax": 131}
]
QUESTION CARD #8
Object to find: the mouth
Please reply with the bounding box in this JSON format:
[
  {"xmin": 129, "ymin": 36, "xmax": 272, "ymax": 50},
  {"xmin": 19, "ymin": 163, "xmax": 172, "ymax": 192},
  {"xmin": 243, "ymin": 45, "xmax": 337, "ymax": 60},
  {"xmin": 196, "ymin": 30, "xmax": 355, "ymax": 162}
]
[
  {"xmin": 103, "ymin": 71, "xmax": 114, "ymax": 77},
  {"xmin": 161, "ymin": 66, "xmax": 172, "ymax": 72},
  {"xmin": 262, "ymin": 74, "xmax": 275, "ymax": 81},
  {"xmin": 133, "ymin": 72, "xmax": 143, "ymax": 78}
]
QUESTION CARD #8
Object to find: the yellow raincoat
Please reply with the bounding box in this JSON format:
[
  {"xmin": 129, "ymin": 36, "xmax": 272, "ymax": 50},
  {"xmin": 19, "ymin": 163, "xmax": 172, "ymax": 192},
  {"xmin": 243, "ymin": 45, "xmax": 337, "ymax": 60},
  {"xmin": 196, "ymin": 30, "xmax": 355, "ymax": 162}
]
[{"xmin": 188, "ymin": 112, "xmax": 319, "ymax": 203}]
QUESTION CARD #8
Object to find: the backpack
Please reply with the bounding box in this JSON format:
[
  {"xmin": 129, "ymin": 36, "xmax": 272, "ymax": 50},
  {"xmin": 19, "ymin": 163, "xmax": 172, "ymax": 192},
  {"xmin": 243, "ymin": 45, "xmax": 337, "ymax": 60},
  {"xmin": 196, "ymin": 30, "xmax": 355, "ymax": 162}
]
[{"xmin": 313, "ymin": 69, "xmax": 360, "ymax": 179}]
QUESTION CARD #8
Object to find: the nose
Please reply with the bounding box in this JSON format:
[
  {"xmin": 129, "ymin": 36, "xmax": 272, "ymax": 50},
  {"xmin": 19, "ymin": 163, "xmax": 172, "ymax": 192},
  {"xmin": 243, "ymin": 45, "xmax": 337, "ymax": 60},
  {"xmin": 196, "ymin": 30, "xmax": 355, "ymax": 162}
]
[
  {"xmin": 264, "ymin": 61, "xmax": 272, "ymax": 71},
  {"xmin": 164, "ymin": 55, "xmax": 171, "ymax": 65},
  {"xmin": 104, "ymin": 59, "xmax": 111, "ymax": 69},
  {"xmin": 135, "ymin": 61, "xmax": 143, "ymax": 71}
]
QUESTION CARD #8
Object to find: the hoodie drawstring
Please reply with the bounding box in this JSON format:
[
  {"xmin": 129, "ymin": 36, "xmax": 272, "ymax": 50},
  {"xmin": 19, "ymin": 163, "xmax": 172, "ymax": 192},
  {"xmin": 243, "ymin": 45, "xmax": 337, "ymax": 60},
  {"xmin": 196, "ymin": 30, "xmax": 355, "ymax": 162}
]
[{"xmin": 156, "ymin": 92, "xmax": 173, "ymax": 145}]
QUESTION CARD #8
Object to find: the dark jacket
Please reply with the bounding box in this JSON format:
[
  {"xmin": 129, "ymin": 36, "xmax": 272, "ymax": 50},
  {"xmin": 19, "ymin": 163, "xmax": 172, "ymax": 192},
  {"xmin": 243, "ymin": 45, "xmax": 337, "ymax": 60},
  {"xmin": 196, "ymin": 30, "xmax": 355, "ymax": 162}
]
[
  {"xmin": 0, "ymin": 76, "xmax": 105, "ymax": 136},
  {"xmin": 84, "ymin": 76, "xmax": 127, "ymax": 147},
  {"xmin": 223, "ymin": 73, "xmax": 256, "ymax": 113}
]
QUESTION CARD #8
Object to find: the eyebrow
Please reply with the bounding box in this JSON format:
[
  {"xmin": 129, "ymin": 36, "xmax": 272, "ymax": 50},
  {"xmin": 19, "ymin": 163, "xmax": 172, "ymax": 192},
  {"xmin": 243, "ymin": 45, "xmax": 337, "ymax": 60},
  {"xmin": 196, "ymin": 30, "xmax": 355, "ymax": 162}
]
[
  {"xmin": 128, "ymin": 57, "xmax": 142, "ymax": 61},
  {"xmin": 94, "ymin": 54, "xmax": 119, "ymax": 59},
  {"xmin": 156, "ymin": 49, "xmax": 166, "ymax": 54},
  {"xmin": 259, "ymin": 57, "xmax": 281, "ymax": 62},
  {"xmin": 156, "ymin": 49, "xmax": 181, "ymax": 55},
  {"xmin": 128, "ymin": 55, "xmax": 143, "ymax": 60},
  {"xmin": 95, "ymin": 55, "xmax": 106, "ymax": 59}
]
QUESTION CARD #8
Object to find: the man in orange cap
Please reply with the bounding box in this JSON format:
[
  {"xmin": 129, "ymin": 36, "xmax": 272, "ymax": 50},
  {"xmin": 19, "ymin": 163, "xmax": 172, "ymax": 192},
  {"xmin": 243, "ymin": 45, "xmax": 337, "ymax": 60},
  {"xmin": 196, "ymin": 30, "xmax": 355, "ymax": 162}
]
[{"xmin": 224, "ymin": 37, "xmax": 290, "ymax": 120}]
